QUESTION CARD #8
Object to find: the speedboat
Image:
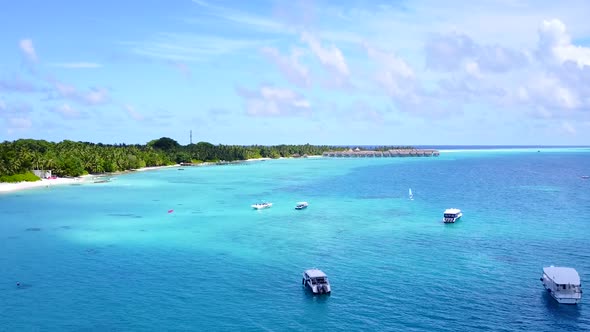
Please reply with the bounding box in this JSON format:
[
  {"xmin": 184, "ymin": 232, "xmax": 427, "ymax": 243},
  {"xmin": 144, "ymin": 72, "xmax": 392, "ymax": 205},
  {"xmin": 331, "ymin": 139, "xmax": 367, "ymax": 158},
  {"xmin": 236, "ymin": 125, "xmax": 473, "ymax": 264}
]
[
  {"xmin": 302, "ymin": 269, "xmax": 331, "ymax": 295},
  {"xmin": 295, "ymin": 202, "xmax": 309, "ymax": 210},
  {"xmin": 540, "ymin": 266, "xmax": 582, "ymax": 304},
  {"xmin": 251, "ymin": 202, "xmax": 272, "ymax": 210},
  {"xmin": 443, "ymin": 208, "xmax": 462, "ymax": 223}
]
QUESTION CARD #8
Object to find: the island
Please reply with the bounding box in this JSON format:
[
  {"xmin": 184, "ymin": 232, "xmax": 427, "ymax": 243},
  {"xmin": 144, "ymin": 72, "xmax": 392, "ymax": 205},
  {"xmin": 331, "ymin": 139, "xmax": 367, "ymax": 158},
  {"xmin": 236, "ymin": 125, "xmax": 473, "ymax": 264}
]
[{"xmin": 0, "ymin": 138, "xmax": 431, "ymax": 185}]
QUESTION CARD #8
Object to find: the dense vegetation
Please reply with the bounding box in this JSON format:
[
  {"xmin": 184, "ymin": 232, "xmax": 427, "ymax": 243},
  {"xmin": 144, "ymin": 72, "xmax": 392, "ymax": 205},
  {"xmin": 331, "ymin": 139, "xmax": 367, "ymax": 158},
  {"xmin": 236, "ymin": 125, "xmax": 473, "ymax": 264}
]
[
  {"xmin": 0, "ymin": 171, "xmax": 40, "ymax": 183},
  {"xmin": 0, "ymin": 138, "xmax": 354, "ymax": 180}
]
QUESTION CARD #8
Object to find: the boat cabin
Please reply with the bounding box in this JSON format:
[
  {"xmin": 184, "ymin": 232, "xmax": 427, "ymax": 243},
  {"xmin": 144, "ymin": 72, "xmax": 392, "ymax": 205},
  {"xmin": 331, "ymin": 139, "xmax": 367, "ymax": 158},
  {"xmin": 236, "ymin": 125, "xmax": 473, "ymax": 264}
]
[
  {"xmin": 541, "ymin": 266, "xmax": 582, "ymax": 304},
  {"xmin": 295, "ymin": 202, "xmax": 309, "ymax": 210},
  {"xmin": 302, "ymin": 269, "xmax": 331, "ymax": 294},
  {"xmin": 443, "ymin": 208, "xmax": 462, "ymax": 223},
  {"xmin": 251, "ymin": 202, "xmax": 272, "ymax": 210}
]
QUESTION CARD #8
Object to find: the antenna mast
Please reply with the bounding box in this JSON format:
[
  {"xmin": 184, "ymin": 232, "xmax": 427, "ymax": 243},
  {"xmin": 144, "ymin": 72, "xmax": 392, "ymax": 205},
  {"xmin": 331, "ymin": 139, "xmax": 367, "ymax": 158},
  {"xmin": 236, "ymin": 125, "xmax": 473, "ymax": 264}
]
[{"xmin": 190, "ymin": 130, "xmax": 193, "ymax": 144}]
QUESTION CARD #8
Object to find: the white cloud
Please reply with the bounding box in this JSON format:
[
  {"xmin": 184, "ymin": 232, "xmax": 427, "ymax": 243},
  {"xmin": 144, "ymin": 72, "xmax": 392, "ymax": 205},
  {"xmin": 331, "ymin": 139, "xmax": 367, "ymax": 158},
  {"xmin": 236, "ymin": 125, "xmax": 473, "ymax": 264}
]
[
  {"xmin": 0, "ymin": 76, "xmax": 45, "ymax": 93},
  {"xmin": 52, "ymin": 103, "xmax": 80, "ymax": 118},
  {"xmin": 85, "ymin": 89, "xmax": 109, "ymax": 105},
  {"xmin": 529, "ymin": 74, "xmax": 581, "ymax": 109},
  {"xmin": 49, "ymin": 62, "xmax": 102, "ymax": 69},
  {"xmin": 189, "ymin": 0, "xmax": 293, "ymax": 35},
  {"xmin": 261, "ymin": 47, "xmax": 310, "ymax": 88},
  {"xmin": 425, "ymin": 32, "xmax": 527, "ymax": 73},
  {"xmin": 126, "ymin": 33, "xmax": 271, "ymax": 62},
  {"xmin": 403, "ymin": 18, "xmax": 590, "ymax": 120},
  {"xmin": 365, "ymin": 44, "xmax": 415, "ymax": 98},
  {"xmin": 124, "ymin": 105, "xmax": 145, "ymax": 121},
  {"xmin": 464, "ymin": 60, "xmax": 482, "ymax": 78},
  {"xmin": 562, "ymin": 121, "xmax": 576, "ymax": 135},
  {"xmin": 537, "ymin": 18, "xmax": 590, "ymax": 67},
  {"xmin": 54, "ymin": 82, "xmax": 109, "ymax": 106},
  {"xmin": 301, "ymin": 32, "xmax": 350, "ymax": 77},
  {"xmin": 8, "ymin": 117, "xmax": 32, "ymax": 129},
  {"xmin": 503, "ymin": 21, "xmax": 590, "ymax": 114},
  {"xmin": 19, "ymin": 39, "xmax": 37, "ymax": 62},
  {"xmin": 237, "ymin": 86, "xmax": 311, "ymax": 117},
  {"xmin": 362, "ymin": 44, "xmax": 457, "ymax": 116},
  {"xmin": 0, "ymin": 102, "xmax": 32, "ymax": 116}
]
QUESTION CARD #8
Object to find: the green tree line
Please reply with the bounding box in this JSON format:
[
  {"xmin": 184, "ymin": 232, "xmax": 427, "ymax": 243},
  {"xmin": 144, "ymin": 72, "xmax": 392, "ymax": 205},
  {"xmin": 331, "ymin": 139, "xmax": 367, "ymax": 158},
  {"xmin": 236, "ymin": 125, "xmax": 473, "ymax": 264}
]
[{"xmin": 0, "ymin": 137, "xmax": 353, "ymax": 181}]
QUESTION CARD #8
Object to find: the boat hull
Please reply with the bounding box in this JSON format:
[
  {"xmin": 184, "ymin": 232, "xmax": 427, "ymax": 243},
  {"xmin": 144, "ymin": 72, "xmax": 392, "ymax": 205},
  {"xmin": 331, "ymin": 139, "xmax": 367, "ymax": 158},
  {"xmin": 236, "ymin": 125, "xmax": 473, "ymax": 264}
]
[
  {"xmin": 251, "ymin": 203, "xmax": 272, "ymax": 210},
  {"xmin": 542, "ymin": 282, "xmax": 582, "ymax": 304},
  {"xmin": 443, "ymin": 216, "xmax": 461, "ymax": 223},
  {"xmin": 303, "ymin": 280, "xmax": 331, "ymax": 295},
  {"xmin": 551, "ymin": 295, "xmax": 581, "ymax": 304},
  {"xmin": 443, "ymin": 213, "xmax": 463, "ymax": 223},
  {"xmin": 295, "ymin": 202, "xmax": 309, "ymax": 210}
]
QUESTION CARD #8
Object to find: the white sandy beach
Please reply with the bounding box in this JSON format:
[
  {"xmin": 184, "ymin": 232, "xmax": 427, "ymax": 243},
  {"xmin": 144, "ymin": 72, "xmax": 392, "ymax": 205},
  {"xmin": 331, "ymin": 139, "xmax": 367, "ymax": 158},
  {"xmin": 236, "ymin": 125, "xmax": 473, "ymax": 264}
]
[
  {"xmin": 133, "ymin": 164, "xmax": 180, "ymax": 172},
  {"xmin": 0, "ymin": 176, "xmax": 91, "ymax": 194},
  {"xmin": 0, "ymin": 158, "xmax": 322, "ymax": 194},
  {"xmin": 0, "ymin": 165, "xmax": 180, "ymax": 194}
]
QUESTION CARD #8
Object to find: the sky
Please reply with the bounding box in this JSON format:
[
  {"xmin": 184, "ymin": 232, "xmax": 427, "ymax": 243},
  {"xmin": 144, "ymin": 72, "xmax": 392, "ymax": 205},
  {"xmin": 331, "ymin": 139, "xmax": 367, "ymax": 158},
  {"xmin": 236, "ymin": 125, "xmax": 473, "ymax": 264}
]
[{"xmin": 0, "ymin": 0, "xmax": 589, "ymax": 145}]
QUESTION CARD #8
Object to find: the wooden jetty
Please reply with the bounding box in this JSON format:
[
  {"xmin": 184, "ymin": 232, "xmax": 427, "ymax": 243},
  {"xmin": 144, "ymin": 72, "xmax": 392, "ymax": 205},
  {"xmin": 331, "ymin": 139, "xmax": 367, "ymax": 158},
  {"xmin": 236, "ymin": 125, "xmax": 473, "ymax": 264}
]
[{"xmin": 322, "ymin": 148, "xmax": 439, "ymax": 158}]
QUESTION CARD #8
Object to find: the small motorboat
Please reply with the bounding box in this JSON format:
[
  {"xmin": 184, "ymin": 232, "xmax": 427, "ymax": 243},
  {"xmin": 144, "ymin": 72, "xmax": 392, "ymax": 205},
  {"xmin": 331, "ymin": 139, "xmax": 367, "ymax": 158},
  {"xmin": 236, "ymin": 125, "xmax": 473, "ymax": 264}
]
[
  {"xmin": 581, "ymin": 176, "xmax": 589, "ymax": 179},
  {"xmin": 302, "ymin": 269, "xmax": 331, "ymax": 295},
  {"xmin": 295, "ymin": 202, "xmax": 309, "ymax": 210},
  {"xmin": 540, "ymin": 266, "xmax": 582, "ymax": 304},
  {"xmin": 443, "ymin": 208, "xmax": 462, "ymax": 223},
  {"xmin": 251, "ymin": 202, "xmax": 272, "ymax": 210}
]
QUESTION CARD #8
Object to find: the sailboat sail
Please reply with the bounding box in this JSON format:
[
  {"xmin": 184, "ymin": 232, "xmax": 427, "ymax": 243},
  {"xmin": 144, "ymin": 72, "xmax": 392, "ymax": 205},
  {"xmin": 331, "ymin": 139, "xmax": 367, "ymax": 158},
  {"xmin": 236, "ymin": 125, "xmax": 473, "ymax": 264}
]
[{"xmin": 409, "ymin": 188, "xmax": 413, "ymax": 200}]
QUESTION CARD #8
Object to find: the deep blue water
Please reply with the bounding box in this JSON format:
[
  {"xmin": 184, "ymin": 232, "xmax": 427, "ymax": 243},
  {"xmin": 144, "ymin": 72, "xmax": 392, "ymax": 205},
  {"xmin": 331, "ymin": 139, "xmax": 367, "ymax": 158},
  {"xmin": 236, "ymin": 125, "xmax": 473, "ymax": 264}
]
[{"xmin": 1, "ymin": 149, "xmax": 589, "ymax": 331}]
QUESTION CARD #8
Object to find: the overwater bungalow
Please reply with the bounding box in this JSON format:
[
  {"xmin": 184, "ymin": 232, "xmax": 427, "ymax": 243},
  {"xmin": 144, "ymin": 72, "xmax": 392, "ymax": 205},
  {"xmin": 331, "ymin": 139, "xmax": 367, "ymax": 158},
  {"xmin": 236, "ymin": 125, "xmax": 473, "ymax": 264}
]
[{"xmin": 322, "ymin": 148, "xmax": 439, "ymax": 158}]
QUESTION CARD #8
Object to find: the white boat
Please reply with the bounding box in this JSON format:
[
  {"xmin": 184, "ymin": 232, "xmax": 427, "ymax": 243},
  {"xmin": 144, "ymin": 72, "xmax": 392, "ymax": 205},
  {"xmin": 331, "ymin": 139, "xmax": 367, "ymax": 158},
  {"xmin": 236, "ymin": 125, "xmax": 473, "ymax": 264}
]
[
  {"xmin": 443, "ymin": 208, "xmax": 462, "ymax": 223},
  {"xmin": 251, "ymin": 202, "xmax": 272, "ymax": 210},
  {"xmin": 409, "ymin": 188, "xmax": 413, "ymax": 200},
  {"xmin": 540, "ymin": 266, "xmax": 582, "ymax": 304},
  {"xmin": 295, "ymin": 202, "xmax": 309, "ymax": 210},
  {"xmin": 302, "ymin": 269, "xmax": 331, "ymax": 295}
]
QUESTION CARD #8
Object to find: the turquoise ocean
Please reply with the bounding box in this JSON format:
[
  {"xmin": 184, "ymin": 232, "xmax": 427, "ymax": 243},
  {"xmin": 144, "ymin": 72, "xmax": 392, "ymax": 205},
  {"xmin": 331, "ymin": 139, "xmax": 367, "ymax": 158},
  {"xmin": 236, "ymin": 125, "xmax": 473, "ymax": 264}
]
[{"xmin": 1, "ymin": 148, "xmax": 589, "ymax": 331}]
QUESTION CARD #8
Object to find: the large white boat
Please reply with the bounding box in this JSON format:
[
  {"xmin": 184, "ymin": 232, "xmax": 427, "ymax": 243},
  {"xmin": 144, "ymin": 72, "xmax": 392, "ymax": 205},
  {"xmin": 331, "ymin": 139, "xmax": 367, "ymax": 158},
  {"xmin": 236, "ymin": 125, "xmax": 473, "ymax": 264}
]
[
  {"xmin": 443, "ymin": 208, "xmax": 462, "ymax": 223},
  {"xmin": 251, "ymin": 202, "xmax": 272, "ymax": 210},
  {"xmin": 295, "ymin": 202, "xmax": 309, "ymax": 210},
  {"xmin": 540, "ymin": 266, "xmax": 582, "ymax": 304},
  {"xmin": 302, "ymin": 269, "xmax": 331, "ymax": 295}
]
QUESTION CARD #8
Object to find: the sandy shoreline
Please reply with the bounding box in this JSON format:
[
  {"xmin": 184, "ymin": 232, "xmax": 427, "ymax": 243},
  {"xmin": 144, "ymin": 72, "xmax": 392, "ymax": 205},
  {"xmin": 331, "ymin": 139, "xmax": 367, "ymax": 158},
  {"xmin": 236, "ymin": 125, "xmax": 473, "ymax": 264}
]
[
  {"xmin": 0, "ymin": 157, "xmax": 321, "ymax": 194},
  {"xmin": 0, "ymin": 165, "xmax": 180, "ymax": 194},
  {"xmin": 0, "ymin": 175, "xmax": 92, "ymax": 194},
  {"xmin": 132, "ymin": 164, "xmax": 180, "ymax": 172}
]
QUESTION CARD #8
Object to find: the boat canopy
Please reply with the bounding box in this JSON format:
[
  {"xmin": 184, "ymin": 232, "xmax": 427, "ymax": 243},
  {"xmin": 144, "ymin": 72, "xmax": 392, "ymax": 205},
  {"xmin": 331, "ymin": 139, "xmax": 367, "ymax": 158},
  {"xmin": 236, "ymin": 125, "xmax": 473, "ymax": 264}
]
[
  {"xmin": 444, "ymin": 208, "xmax": 461, "ymax": 214},
  {"xmin": 543, "ymin": 266, "xmax": 581, "ymax": 285},
  {"xmin": 305, "ymin": 269, "xmax": 327, "ymax": 278}
]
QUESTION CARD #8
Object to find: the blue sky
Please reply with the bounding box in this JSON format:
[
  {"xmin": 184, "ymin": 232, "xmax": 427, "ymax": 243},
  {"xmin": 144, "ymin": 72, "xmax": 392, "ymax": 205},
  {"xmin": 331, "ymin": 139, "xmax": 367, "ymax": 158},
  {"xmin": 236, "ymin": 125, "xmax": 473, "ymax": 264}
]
[{"xmin": 1, "ymin": 0, "xmax": 589, "ymax": 145}]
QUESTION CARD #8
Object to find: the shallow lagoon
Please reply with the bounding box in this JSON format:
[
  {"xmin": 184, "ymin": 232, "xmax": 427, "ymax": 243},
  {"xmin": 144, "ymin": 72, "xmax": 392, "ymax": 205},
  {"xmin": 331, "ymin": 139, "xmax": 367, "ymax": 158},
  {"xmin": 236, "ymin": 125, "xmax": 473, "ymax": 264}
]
[{"xmin": 1, "ymin": 149, "xmax": 589, "ymax": 331}]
